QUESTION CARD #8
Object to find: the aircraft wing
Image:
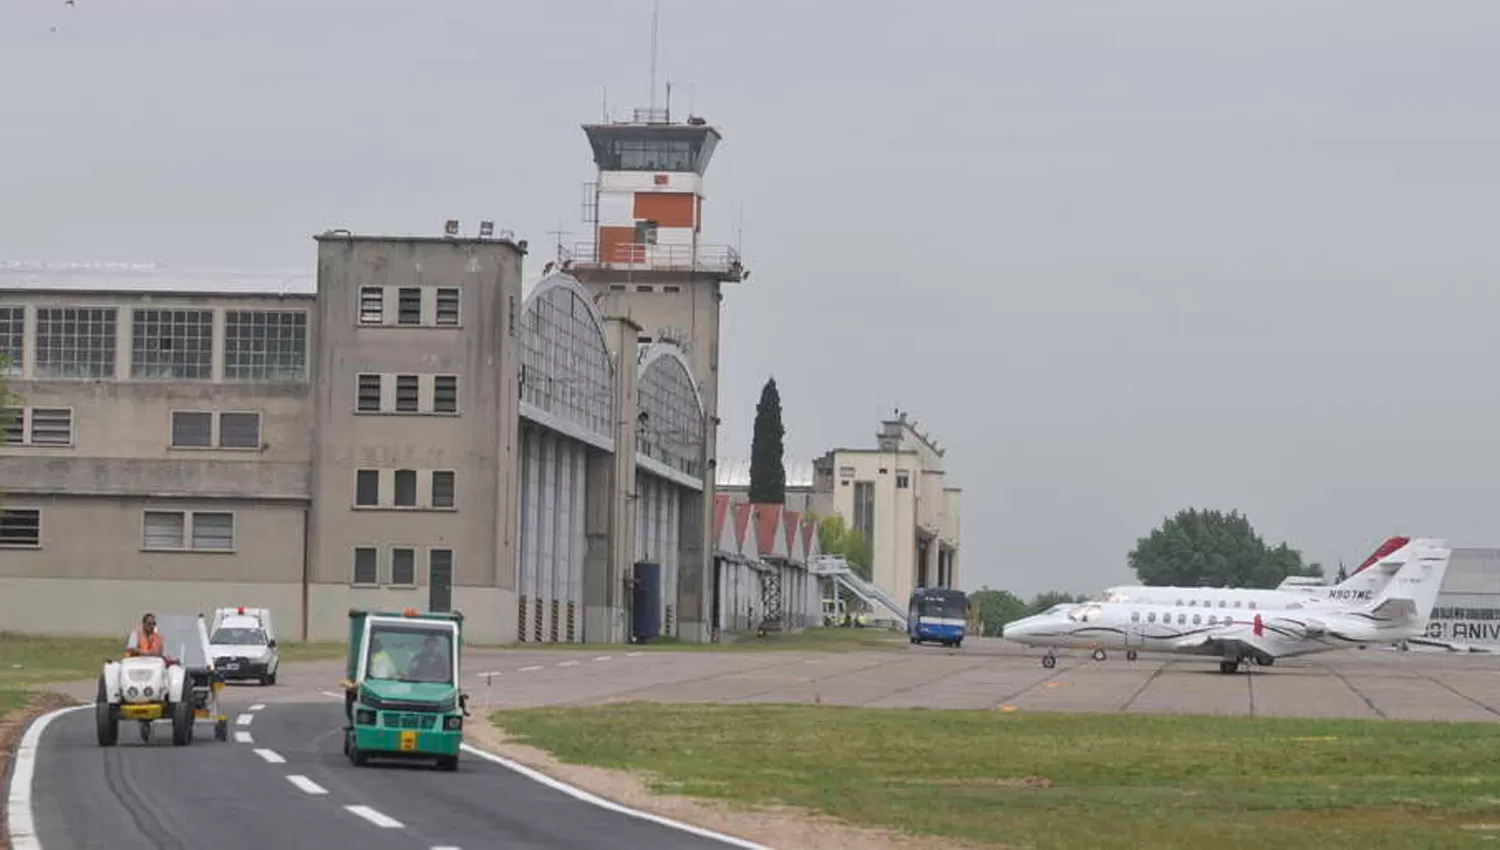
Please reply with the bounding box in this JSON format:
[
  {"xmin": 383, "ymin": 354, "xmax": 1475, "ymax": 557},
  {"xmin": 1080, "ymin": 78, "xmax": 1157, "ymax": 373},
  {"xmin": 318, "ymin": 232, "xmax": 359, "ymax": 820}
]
[{"xmin": 1171, "ymin": 627, "xmax": 1277, "ymax": 660}]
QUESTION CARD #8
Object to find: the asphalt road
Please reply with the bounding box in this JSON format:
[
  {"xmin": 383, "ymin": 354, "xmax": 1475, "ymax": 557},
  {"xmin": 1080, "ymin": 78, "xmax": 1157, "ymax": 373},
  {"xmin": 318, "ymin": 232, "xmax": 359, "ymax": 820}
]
[{"xmin": 23, "ymin": 701, "xmax": 755, "ymax": 850}]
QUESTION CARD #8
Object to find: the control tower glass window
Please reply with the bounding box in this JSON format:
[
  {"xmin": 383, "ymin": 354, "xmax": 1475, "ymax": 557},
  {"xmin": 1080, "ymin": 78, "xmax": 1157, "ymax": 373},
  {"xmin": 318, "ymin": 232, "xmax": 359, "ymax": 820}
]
[{"xmin": 611, "ymin": 139, "xmax": 694, "ymax": 171}]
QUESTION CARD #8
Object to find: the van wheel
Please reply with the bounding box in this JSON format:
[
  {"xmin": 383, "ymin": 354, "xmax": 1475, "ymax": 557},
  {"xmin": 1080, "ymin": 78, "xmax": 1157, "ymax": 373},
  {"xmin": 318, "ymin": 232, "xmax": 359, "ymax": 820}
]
[
  {"xmin": 267, "ymin": 671, "xmax": 277, "ymax": 686},
  {"xmin": 1126, "ymin": 650, "xmax": 1138, "ymax": 661}
]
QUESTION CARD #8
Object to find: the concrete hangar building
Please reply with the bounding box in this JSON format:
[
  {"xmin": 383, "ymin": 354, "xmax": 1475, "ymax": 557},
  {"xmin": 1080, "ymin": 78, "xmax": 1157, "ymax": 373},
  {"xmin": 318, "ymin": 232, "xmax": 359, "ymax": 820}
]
[{"xmin": 0, "ymin": 106, "xmax": 824, "ymax": 644}]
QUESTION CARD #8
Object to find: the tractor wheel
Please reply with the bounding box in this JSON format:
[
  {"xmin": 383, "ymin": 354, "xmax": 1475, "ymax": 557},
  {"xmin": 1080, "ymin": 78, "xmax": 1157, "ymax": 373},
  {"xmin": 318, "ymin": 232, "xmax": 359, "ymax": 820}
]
[
  {"xmin": 171, "ymin": 701, "xmax": 193, "ymax": 746},
  {"xmin": 436, "ymin": 754, "xmax": 459, "ymax": 772},
  {"xmin": 95, "ymin": 676, "xmax": 119, "ymax": 747},
  {"xmin": 215, "ymin": 718, "xmax": 229, "ymax": 742}
]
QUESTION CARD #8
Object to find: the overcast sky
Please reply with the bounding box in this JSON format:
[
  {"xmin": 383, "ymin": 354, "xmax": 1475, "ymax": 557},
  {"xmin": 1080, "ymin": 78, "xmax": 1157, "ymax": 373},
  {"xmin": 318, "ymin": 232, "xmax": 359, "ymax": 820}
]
[{"xmin": 4, "ymin": 1, "xmax": 1499, "ymax": 598}]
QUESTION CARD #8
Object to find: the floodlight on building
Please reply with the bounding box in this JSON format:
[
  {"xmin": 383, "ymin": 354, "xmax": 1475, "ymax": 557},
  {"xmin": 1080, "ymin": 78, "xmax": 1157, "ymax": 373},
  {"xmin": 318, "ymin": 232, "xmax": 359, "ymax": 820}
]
[
  {"xmin": 479, "ymin": 220, "xmax": 494, "ymax": 238},
  {"xmin": 444, "ymin": 219, "xmax": 460, "ymax": 238}
]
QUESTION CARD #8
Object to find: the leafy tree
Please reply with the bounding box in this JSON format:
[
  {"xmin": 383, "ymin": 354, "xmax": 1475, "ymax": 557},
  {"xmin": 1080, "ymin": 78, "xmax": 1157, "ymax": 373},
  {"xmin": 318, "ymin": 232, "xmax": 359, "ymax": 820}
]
[
  {"xmin": 748, "ymin": 377, "xmax": 786, "ymax": 504},
  {"xmin": 817, "ymin": 514, "xmax": 873, "ymax": 581},
  {"xmin": 968, "ymin": 587, "xmax": 1029, "ymax": 637},
  {"xmin": 1128, "ymin": 507, "xmax": 1320, "ymax": 589},
  {"xmin": 1028, "ymin": 590, "xmax": 1089, "ymax": 614}
]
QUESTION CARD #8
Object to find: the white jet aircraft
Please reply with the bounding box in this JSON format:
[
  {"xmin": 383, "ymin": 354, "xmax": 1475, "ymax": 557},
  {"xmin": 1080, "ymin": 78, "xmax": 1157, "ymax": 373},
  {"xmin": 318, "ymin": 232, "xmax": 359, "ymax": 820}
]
[
  {"xmin": 1001, "ymin": 540, "xmax": 1451, "ymax": 674},
  {"xmin": 1099, "ymin": 536, "xmax": 1419, "ymax": 613}
]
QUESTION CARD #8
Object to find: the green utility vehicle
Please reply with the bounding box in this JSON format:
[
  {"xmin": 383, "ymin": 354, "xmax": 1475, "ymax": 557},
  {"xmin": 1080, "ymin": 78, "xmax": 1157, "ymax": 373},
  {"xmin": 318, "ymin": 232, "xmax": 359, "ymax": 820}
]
[{"xmin": 341, "ymin": 607, "xmax": 470, "ymax": 770}]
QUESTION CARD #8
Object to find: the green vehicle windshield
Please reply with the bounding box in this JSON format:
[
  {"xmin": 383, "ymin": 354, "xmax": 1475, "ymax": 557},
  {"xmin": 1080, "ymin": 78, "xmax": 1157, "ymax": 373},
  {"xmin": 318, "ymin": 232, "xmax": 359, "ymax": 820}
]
[{"xmin": 365, "ymin": 624, "xmax": 455, "ymax": 685}]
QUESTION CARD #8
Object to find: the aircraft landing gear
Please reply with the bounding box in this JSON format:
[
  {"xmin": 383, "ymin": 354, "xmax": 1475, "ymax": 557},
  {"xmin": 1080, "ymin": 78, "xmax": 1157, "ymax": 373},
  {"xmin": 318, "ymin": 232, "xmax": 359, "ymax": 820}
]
[
  {"xmin": 1090, "ymin": 648, "xmax": 1107, "ymax": 662},
  {"xmin": 1041, "ymin": 652, "xmax": 1057, "ymax": 669},
  {"xmin": 1253, "ymin": 656, "xmax": 1274, "ymax": 667},
  {"xmin": 1126, "ymin": 650, "xmax": 1138, "ymax": 661},
  {"xmin": 1219, "ymin": 659, "xmax": 1241, "ymax": 675}
]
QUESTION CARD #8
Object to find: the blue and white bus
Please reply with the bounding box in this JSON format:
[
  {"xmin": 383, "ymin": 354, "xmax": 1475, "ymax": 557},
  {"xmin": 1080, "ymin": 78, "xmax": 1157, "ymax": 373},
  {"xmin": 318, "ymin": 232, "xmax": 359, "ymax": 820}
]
[{"xmin": 907, "ymin": 587, "xmax": 969, "ymax": 647}]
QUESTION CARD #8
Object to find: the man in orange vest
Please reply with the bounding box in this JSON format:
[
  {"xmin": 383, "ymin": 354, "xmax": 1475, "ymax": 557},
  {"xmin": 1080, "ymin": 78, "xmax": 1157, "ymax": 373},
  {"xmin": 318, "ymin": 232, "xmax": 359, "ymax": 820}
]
[{"xmin": 127, "ymin": 613, "xmax": 166, "ymax": 659}]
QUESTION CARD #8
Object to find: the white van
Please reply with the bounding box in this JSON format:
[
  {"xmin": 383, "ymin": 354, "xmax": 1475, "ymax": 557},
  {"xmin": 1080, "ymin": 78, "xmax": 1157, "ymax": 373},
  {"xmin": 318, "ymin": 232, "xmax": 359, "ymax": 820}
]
[{"xmin": 208, "ymin": 606, "xmax": 280, "ymax": 686}]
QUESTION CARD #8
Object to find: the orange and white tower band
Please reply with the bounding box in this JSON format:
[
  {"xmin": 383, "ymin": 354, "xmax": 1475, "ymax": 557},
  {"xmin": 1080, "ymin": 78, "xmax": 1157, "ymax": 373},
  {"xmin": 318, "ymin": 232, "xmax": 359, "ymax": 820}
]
[{"xmin": 581, "ymin": 107, "xmax": 739, "ymax": 274}]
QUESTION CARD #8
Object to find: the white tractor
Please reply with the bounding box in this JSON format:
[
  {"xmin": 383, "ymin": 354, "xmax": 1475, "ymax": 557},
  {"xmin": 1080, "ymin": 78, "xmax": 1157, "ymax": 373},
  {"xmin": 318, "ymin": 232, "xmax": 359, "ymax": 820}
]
[{"xmin": 96, "ymin": 613, "xmax": 229, "ymax": 747}]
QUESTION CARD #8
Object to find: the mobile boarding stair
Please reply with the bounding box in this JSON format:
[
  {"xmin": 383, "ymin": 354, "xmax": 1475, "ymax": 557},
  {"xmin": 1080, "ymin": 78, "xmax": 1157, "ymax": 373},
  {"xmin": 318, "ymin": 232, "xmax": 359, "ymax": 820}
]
[{"xmin": 808, "ymin": 555, "xmax": 907, "ymax": 630}]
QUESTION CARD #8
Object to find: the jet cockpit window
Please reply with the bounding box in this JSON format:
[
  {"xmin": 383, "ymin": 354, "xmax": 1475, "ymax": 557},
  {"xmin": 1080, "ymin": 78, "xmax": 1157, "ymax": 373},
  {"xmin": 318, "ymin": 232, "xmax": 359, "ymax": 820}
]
[{"xmin": 1068, "ymin": 604, "xmax": 1102, "ymax": 623}]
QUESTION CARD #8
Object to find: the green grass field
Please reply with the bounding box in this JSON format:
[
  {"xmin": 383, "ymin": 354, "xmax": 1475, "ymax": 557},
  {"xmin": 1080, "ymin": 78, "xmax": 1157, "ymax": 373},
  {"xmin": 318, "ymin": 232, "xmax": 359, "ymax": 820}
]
[
  {"xmin": 493, "ymin": 703, "xmax": 1500, "ymax": 850},
  {"xmin": 0, "ymin": 632, "xmax": 346, "ymax": 689}
]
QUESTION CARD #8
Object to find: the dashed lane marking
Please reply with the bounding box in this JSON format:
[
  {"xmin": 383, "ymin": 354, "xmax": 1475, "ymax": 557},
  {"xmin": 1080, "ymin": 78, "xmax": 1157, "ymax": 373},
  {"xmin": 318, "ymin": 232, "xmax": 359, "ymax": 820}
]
[
  {"xmin": 593, "ymin": 656, "xmax": 612, "ymax": 662},
  {"xmin": 236, "ymin": 714, "xmax": 254, "ymax": 726},
  {"xmin": 345, "ymin": 805, "xmax": 404, "ymax": 829},
  {"xmin": 625, "ymin": 651, "xmax": 644, "ymax": 657},
  {"xmin": 250, "ymin": 704, "xmax": 266, "ymax": 711},
  {"xmin": 253, "ymin": 748, "xmax": 285, "ymax": 764},
  {"xmin": 518, "ymin": 665, "xmax": 543, "ymax": 672},
  {"xmin": 234, "ymin": 731, "xmax": 254, "ymax": 744},
  {"xmin": 320, "ymin": 690, "xmax": 344, "ymax": 699},
  {"xmin": 557, "ymin": 661, "xmax": 580, "ymax": 667},
  {"xmin": 286, "ymin": 775, "xmax": 328, "ymax": 795}
]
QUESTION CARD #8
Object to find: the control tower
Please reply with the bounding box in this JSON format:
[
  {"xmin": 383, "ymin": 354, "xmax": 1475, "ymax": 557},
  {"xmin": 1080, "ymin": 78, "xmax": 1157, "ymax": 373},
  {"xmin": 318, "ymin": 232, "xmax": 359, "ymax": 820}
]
[
  {"xmin": 562, "ymin": 103, "xmax": 747, "ymax": 643},
  {"xmin": 565, "ymin": 106, "xmax": 745, "ymax": 408}
]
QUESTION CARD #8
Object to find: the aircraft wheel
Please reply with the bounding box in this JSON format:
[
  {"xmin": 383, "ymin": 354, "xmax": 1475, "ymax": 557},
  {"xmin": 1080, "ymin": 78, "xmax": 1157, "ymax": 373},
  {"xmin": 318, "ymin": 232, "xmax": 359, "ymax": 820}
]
[
  {"xmin": 1253, "ymin": 657, "xmax": 1274, "ymax": 666},
  {"xmin": 1091, "ymin": 649, "xmax": 1107, "ymax": 662},
  {"xmin": 1126, "ymin": 650, "xmax": 1138, "ymax": 661},
  {"xmin": 1219, "ymin": 660, "xmax": 1240, "ymax": 675},
  {"xmin": 1041, "ymin": 655, "xmax": 1057, "ymax": 669}
]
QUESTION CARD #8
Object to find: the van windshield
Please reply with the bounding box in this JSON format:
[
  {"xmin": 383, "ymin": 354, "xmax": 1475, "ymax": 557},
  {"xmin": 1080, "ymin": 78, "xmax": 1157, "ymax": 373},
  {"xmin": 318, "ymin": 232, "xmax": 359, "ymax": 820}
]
[{"xmin": 210, "ymin": 627, "xmax": 266, "ymax": 646}]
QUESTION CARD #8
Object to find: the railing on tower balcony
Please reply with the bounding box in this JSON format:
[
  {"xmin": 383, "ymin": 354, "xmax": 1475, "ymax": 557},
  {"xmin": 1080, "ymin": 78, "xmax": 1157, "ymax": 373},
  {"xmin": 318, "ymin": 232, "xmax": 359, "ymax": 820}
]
[{"xmin": 566, "ymin": 241, "xmax": 744, "ymax": 279}]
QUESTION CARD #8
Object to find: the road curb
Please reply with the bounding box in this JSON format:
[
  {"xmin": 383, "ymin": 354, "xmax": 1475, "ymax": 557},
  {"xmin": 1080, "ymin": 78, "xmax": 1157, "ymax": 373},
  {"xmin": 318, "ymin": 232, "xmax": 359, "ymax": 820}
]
[
  {"xmin": 3, "ymin": 701, "xmax": 90, "ymax": 850},
  {"xmin": 459, "ymin": 742, "xmax": 774, "ymax": 850}
]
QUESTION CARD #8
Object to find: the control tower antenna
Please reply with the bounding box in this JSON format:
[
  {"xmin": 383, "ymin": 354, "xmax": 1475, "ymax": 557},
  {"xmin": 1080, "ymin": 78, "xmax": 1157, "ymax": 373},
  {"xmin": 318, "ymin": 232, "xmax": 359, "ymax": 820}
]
[{"xmin": 649, "ymin": 1, "xmax": 660, "ymax": 112}]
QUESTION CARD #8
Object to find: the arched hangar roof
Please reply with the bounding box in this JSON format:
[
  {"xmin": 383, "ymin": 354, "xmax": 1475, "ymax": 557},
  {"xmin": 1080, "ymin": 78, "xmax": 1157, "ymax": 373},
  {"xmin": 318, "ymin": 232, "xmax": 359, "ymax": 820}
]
[{"xmin": 519, "ymin": 272, "xmax": 615, "ymax": 448}]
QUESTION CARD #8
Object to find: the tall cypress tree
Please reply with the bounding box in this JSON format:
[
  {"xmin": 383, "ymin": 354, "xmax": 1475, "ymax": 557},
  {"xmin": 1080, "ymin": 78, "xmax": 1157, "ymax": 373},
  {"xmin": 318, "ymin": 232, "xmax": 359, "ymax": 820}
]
[{"xmin": 748, "ymin": 377, "xmax": 786, "ymax": 504}]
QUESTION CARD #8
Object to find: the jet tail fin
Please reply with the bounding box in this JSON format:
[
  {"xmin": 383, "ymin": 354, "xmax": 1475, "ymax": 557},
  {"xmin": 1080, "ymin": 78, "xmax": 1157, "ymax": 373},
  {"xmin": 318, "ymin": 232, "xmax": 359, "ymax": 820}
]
[{"xmin": 1357, "ymin": 541, "xmax": 1450, "ymax": 628}]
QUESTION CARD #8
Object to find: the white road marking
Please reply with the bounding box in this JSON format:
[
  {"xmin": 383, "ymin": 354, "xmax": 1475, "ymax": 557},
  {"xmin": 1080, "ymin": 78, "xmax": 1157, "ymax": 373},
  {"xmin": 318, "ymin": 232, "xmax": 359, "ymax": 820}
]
[
  {"xmin": 625, "ymin": 651, "xmax": 644, "ymax": 657},
  {"xmin": 234, "ymin": 731, "xmax": 254, "ymax": 744},
  {"xmin": 431, "ymin": 846, "xmax": 462, "ymax": 850},
  {"xmin": 253, "ymin": 748, "xmax": 285, "ymax": 764},
  {"xmin": 557, "ymin": 660, "xmax": 580, "ymax": 667},
  {"xmin": 6, "ymin": 704, "xmax": 89, "ymax": 850},
  {"xmin": 236, "ymin": 713, "xmax": 254, "ymax": 726},
  {"xmin": 286, "ymin": 775, "xmax": 327, "ymax": 795},
  {"xmin": 593, "ymin": 656, "xmax": 612, "ymax": 662},
  {"xmin": 250, "ymin": 704, "xmax": 266, "ymax": 711},
  {"xmin": 460, "ymin": 744, "xmax": 770, "ymax": 849},
  {"xmin": 474, "ymin": 671, "xmax": 505, "ymax": 678},
  {"xmin": 518, "ymin": 665, "xmax": 543, "ymax": 672},
  {"xmin": 320, "ymin": 690, "xmax": 344, "ymax": 698},
  {"xmin": 345, "ymin": 805, "xmax": 404, "ymax": 828}
]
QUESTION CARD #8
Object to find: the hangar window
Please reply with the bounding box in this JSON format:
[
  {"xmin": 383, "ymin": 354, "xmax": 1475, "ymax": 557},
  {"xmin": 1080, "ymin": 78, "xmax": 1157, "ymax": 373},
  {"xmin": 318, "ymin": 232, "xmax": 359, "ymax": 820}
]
[
  {"xmin": 140, "ymin": 510, "xmax": 233, "ymax": 551},
  {"xmin": 171, "ymin": 411, "xmax": 213, "ymax": 447},
  {"xmin": 355, "ymin": 470, "xmax": 380, "ymax": 506},
  {"xmin": 35, "ymin": 306, "xmax": 117, "ymax": 379},
  {"xmin": 394, "ymin": 469, "xmax": 417, "ymax": 506},
  {"xmin": 397, "ymin": 288, "xmax": 422, "ymax": 325},
  {"xmin": 436, "ymin": 288, "xmax": 460, "ymax": 326},
  {"xmin": 431, "ymin": 471, "xmax": 456, "ymax": 508},
  {"xmin": 352, "ymin": 547, "xmax": 379, "ymax": 585},
  {"xmin": 433, "ymin": 376, "xmax": 459, "ymax": 414},
  {"xmin": 0, "ymin": 307, "xmax": 23, "ymax": 377},
  {"xmin": 521, "ymin": 281, "xmax": 614, "ymax": 439},
  {"xmin": 358, "ymin": 286, "xmax": 384, "ymax": 324},
  {"xmin": 395, "ymin": 375, "xmax": 420, "ymax": 412},
  {"xmin": 219, "ymin": 412, "xmax": 261, "ymax": 448},
  {"xmin": 131, "ymin": 309, "xmax": 213, "ymax": 380},
  {"xmin": 637, "ymin": 351, "xmax": 705, "ymax": 478},
  {"xmin": 390, "ymin": 547, "xmax": 416, "ymax": 586},
  {"xmin": 357, "ymin": 374, "xmax": 383, "ymax": 412},
  {"xmin": 224, "ymin": 310, "xmax": 306, "ymax": 381},
  {"xmin": 0, "ymin": 509, "xmax": 40, "ymax": 547}
]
